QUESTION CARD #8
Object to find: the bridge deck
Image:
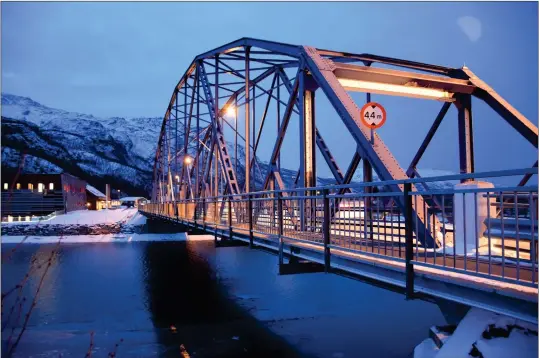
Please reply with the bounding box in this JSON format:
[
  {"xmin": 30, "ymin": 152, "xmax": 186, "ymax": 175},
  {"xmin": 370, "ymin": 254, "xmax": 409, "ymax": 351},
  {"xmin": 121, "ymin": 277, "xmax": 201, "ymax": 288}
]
[{"xmin": 141, "ymin": 211, "xmax": 538, "ymax": 324}]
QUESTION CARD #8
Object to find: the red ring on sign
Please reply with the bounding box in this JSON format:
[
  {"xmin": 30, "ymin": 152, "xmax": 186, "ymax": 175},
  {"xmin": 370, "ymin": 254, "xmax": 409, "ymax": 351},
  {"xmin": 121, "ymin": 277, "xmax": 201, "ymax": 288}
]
[{"xmin": 360, "ymin": 102, "xmax": 386, "ymax": 129}]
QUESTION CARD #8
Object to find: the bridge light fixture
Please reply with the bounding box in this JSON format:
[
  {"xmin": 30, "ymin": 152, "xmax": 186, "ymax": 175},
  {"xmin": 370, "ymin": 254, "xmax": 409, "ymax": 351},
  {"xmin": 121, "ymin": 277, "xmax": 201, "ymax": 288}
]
[
  {"xmin": 184, "ymin": 156, "xmax": 193, "ymax": 165},
  {"xmin": 225, "ymin": 105, "xmax": 236, "ymax": 118},
  {"xmin": 338, "ymin": 78, "xmax": 454, "ymax": 102}
]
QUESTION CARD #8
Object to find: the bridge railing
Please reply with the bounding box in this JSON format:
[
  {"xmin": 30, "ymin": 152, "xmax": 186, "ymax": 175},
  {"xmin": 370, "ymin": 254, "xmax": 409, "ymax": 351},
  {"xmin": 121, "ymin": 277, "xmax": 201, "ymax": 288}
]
[{"xmin": 140, "ymin": 168, "xmax": 538, "ymax": 288}]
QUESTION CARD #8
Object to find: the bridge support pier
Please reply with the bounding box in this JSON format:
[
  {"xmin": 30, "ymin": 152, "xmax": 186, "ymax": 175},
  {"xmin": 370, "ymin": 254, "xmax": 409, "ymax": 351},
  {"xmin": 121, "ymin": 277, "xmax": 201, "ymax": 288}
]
[
  {"xmin": 434, "ymin": 298, "xmax": 471, "ymax": 326},
  {"xmin": 278, "ymin": 243, "xmax": 325, "ymax": 275},
  {"xmin": 214, "ymin": 236, "xmax": 249, "ymax": 248}
]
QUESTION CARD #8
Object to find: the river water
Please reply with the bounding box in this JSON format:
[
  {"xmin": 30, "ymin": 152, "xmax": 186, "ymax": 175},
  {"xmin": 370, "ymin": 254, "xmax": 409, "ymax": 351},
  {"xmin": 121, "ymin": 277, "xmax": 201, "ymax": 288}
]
[{"xmin": 1, "ymin": 238, "xmax": 446, "ymax": 357}]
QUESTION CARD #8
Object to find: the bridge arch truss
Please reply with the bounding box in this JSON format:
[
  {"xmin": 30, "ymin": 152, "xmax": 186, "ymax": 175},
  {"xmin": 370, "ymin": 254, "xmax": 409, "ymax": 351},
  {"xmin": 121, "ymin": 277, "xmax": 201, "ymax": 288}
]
[{"xmin": 152, "ymin": 37, "xmax": 538, "ymax": 249}]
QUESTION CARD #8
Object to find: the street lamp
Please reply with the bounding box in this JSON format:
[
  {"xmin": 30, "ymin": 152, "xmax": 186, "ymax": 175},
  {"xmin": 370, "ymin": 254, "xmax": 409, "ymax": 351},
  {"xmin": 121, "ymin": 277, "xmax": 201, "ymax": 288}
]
[{"xmin": 184, "ymin": 156, "xmax": 193, "ymax": 165}]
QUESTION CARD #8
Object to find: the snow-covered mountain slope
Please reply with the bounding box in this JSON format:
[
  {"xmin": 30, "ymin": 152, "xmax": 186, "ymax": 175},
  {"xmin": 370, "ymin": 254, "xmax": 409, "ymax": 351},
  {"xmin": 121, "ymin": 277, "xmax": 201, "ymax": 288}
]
[
  {"xmin": 2, "ymin": 93, "xmax": 161, "ymax": 196},
  {"xmin": 2, "ymin": 93, "xmax": 161, "ymax": 164},
  {"xmin": 1, "ymin": 93, "xmax": 456, "ymax": 196}
]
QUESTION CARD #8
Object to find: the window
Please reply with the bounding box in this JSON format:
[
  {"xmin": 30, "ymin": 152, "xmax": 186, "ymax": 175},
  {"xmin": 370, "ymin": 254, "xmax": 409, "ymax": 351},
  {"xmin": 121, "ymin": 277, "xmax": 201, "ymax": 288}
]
[
  {"xmin": 16, "ymin": 183, "xmax": 21, "ymax": 190},
  {"xmin": 28, "ymin": 183, "xmax": 34, "ymax": 190},
  {"xmin": 3, "ymin": 183, "xmax": 8, "ymax": 190},
  {"xmin": 49, "ymin": 183, "xmax": 54, "ymax": 190},
  {"xmin": 38, "ymin": 183, "xmax": 44, "ymax": 193}
]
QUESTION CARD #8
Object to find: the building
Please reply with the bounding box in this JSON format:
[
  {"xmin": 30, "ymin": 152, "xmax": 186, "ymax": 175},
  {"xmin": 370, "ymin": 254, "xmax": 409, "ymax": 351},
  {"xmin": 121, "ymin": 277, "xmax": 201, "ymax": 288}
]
[
  {"xmin": 1, "ymin": 173, "xmax": 87, "ymax": 222},
  {"xmin": 85, "ymin": 184, "xmax": 123, "ymax": 210},
  {"xmin": 109, "ymin": 188, "xmax": 122, "ymax": 208},
  {"xmin": 85, "ymin": 184, "xmax": 107, "ymax": 210},
  {"xmin": 119, "ymin": 196, "xmax": 147, "ymax": 208}
]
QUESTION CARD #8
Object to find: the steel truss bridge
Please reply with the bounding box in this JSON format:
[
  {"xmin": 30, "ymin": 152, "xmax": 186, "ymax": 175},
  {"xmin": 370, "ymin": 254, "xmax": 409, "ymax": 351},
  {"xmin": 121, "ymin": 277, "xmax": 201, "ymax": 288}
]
[{"xmin": 143, "ymin": 38, "xmax": 538, "ymax": 324}]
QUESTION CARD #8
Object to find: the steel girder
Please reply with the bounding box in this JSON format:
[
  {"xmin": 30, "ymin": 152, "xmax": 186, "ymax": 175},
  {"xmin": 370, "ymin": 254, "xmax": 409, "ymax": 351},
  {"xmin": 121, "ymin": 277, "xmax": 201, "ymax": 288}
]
[{"xmin": 152, "ymin": 38, "xmax": 538, "ymax": 248}]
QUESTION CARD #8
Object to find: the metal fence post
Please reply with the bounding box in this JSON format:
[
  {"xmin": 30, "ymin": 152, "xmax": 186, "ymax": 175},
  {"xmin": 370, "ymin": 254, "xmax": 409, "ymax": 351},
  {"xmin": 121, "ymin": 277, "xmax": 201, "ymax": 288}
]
[
  {"xmin": 202, "ymin": 197, "xmax": 206, "ymax": 231},
  {"xmin": 214, "ymin": 199, "xmax": 218, "ymax": 244},
  {"xmin": 228, "ymin": 195, "xmax": 233, "ymax": 240},
  {"xmin": 323, "ymin": 189, "xmax": 331, "ymax": 273},
  {"xmin": 278, "ymin": 191, "xmax": 284, "ymax": 239},
  {"xmin": 278, "ymin": 191, "xmax": 284, "ymax": 266},
  {"xmin": 404, "ymin": 182, "xmax": 414, "ymax": 299},
  {"xmin": 194, "ymin": 198, "xmax": 197, "ymax": 226},
  {"xmin": 248, "ymin": 195, "xmax": 254, "ymax": 248}
]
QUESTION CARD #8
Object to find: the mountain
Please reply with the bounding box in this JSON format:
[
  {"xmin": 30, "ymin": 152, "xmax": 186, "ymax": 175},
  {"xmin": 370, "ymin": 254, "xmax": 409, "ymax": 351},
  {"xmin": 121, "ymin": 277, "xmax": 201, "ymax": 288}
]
[
  {"xmin": 1, "ymin": 93, "xmax": 456, "ymax": 197},
  {"xmin": 1, "ymin": 93, "xmax": 161, "ymax": 196}
]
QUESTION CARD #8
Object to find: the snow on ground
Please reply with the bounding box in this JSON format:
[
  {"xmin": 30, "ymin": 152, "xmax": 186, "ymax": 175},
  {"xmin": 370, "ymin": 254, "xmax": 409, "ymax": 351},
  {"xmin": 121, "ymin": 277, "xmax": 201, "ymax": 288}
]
[
  {"xmin": 3, "ymin": 208, "xmax": 138, "ymax": 226},
  {"xmin": 436, "ymin": 308, "xmax": 496, "ymax": 358},
  {"xmin": 439, "ymin": 243, "xmax": 534, "ymax": 267},
  {"xmin": 474, "ymin": 327, "xmax": 538, "ymax": 358},
  {"xmin": 0, "ymin": 233, "xmax": 215, "ymax": 244}
]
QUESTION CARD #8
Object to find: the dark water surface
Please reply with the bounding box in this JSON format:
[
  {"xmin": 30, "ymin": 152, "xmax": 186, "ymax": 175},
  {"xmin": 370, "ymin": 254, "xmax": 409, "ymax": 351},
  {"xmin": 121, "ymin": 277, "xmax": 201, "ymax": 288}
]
[{"xmin": 1, "ymin": 239, "xmax": 446, "ymax": 357}]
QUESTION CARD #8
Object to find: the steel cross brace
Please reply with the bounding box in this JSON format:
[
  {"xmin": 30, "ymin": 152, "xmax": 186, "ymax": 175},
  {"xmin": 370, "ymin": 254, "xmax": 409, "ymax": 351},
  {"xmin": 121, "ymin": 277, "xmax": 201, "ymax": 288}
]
[
  {"xmin": 460, "ymin": 67, "xmax": 538, "ymax": 148},
  {"xmin": 278, "ymin": 67, "xmax": 359, "ymax": 192},
  {"xmin": 301, "ymin": 45, "xmax": 442, "ymax": 248},
  {"xmin": 190, "ymin": 126, "xmax": 212, "ymax": 198},
  {"xmin": 197, "ymin": 62, "xmax": 241, "ymax": 196},
  {"xmin": 178, "ymin": 69, "xmax": 199, "ymax": 194}
]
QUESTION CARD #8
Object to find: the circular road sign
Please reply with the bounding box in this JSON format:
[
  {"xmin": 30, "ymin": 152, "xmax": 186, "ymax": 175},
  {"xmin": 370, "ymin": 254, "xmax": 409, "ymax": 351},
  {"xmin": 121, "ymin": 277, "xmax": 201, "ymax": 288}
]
[{"xmin": 360, "ymin": 102, "xmax": 386, "ymax": 129}]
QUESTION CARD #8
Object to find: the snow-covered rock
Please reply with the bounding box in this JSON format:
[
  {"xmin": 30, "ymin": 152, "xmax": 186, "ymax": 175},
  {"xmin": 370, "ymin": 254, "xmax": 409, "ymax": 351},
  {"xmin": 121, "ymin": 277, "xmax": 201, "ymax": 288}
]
[{"xmin": 414, "ymin": 308, "xmax": 538, "ymax": 358}]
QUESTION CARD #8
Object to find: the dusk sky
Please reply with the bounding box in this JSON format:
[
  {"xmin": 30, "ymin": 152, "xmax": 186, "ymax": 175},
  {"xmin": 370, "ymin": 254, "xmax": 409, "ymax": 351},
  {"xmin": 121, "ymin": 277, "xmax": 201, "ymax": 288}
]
[{"xmin": 2, "ymin": 2, "xmax": 537, "ymax": 178}]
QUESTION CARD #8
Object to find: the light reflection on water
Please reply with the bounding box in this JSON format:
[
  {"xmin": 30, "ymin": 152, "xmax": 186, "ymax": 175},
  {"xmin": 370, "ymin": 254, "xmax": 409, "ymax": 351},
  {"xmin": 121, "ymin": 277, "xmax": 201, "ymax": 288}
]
[{"xmin": 1, "ymin": 239, "xmax": 445, "ymax": 357}]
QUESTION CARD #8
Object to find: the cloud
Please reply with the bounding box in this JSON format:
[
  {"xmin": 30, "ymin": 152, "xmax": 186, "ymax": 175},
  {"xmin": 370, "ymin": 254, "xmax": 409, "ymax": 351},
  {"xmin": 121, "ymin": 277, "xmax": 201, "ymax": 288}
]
[{"xmin": 457, "ymin": 16, "xmax": 482, "ymax": 42}]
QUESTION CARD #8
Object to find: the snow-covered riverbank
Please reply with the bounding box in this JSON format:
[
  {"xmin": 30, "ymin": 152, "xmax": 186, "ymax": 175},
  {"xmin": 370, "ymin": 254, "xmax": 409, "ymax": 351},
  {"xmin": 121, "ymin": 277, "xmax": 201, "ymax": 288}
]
[
  {"xmin": 1, "ymin": 208, "xmax": 148, "ymax": 236},
  {"xmin": 1, "ymin": 233, "xmax": 216, "ymax": 244},
  {"xmin": 2, "ymin": 208, "xmax": 142, "ymax": 226}
]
